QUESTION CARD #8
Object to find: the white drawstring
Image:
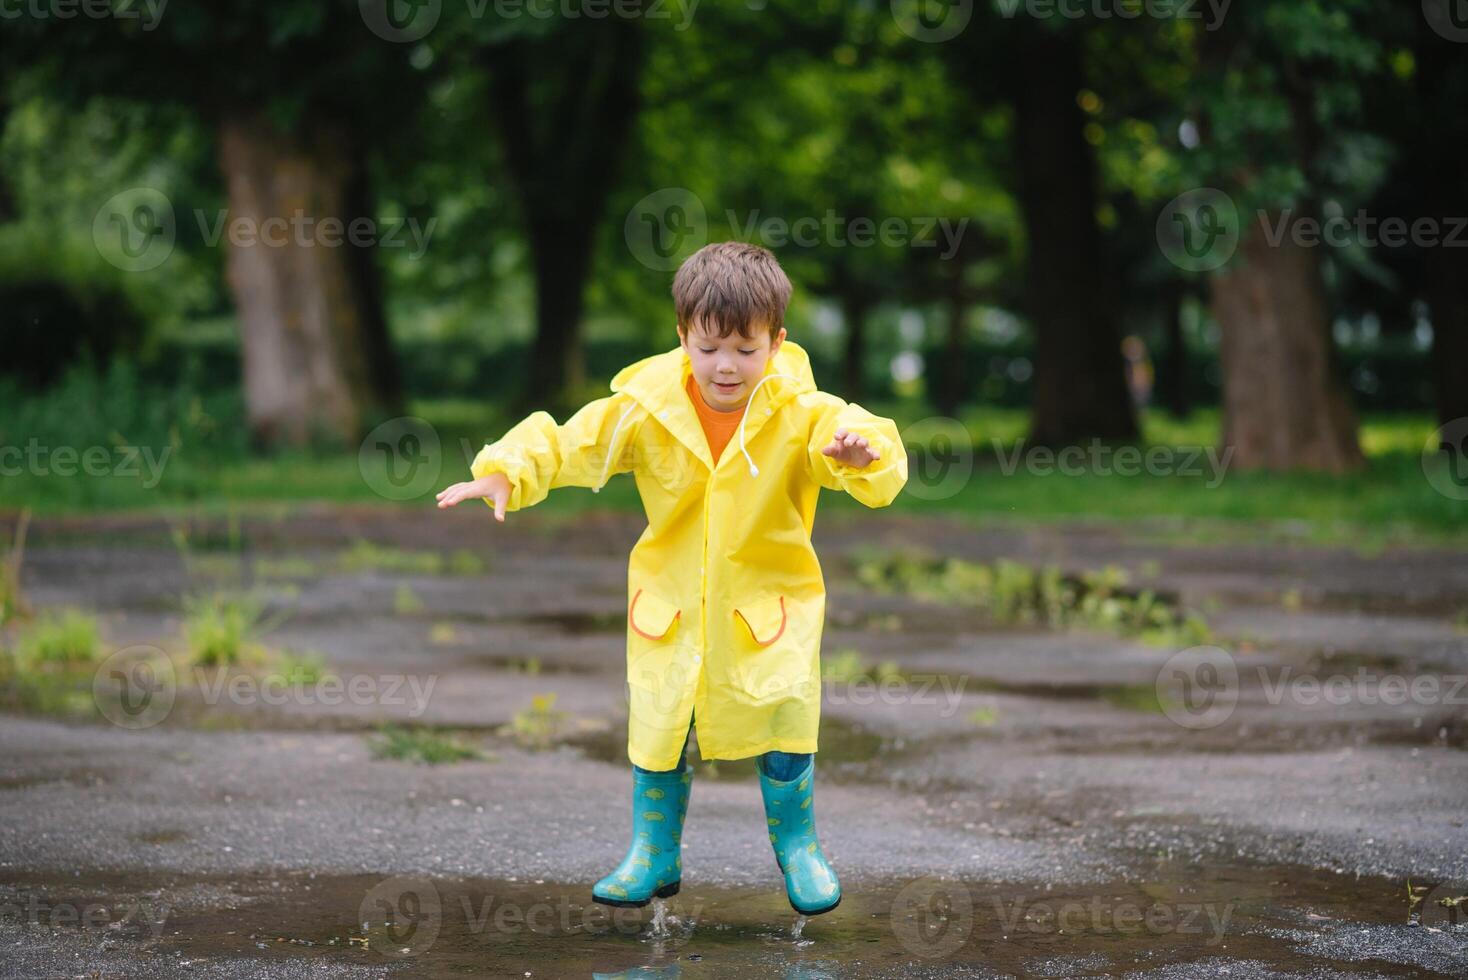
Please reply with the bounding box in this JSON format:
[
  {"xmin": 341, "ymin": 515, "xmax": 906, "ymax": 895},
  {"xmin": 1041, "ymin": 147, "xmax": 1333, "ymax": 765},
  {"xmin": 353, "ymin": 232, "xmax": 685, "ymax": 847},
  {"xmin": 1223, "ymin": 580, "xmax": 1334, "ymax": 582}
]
[
  {"xmin": 593, "ymin": 404, "xmax": 636, "ymax": 492},
  {"xmin": 737, "ymin": 373, "xmax": 799, "ymax": 477}
]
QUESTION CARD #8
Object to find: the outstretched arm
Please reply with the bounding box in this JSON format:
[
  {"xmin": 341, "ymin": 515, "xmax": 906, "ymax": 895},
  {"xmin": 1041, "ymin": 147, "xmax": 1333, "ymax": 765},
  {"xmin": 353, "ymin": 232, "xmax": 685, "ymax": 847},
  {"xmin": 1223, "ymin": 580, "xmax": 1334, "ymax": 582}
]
[
  {"xmin": 437, "ymin": 394, "xmax": 641, "ymax": 519},
  {"xmin": 804, "ymin": 393, "xmax": 908, "ymax": 508}
]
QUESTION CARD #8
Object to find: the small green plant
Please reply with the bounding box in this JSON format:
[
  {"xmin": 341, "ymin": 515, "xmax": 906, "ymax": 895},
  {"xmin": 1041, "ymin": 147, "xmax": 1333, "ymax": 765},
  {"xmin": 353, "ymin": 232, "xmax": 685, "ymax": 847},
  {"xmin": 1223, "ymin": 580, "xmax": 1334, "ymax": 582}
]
[
  {"xmin": 852, "ymin": 548, "xmax": 1210, "ymax": 646},
  {"xmin": 500, "ymin": 692, "xmax": 568, "ymax": 749},
  {"xmin": 15, "ymin": 608, "xmax": 101, "ymax": 668},
  {"xmin": 394, "ymin": 584, "xmax": 424, "ymax": 615},
  {"xmin": 448, "ymin": 549, "xmax": 485, "ymax": 575},
  {"xmin": 1, "ymin": 509, "xmax": 31, "ymax": 628},
  {"xmin": 2, "ymin": 606, "xmax": 104, "ymax": 717},
  {"xmin": 369, "ymin": 725, "xmax": 487, "ymax": 765},
  {"xmin": 265, "ymin": 650, "xmax": 330, "ymax": 686},
  {"xmin": 253, "ymin": 556, "xmax": 317, "ymax": 580},
  {"xmin": 822, "ymin": 648, "xmax": 903, "ymax": 684},
  {"xmin": 183, "ymin": 592, "xmax": 267, "ymax": 666},
  {"xmin": 339, "ymin": 540, "xmax": 444, "ymax": 575},
  {"xmin": 1407, "ymin": 879, "xmax": 1429, "ymax": 927},
  {"xmin": 968, "ymin": 706, "xmax": 998, "ymax": 727},
  {"xmin": 1281, "ymin": 588, "xmax": 1303, "ymax": 612},
  {"xmin": 429, "ymin": 622, "xmax": 460, "ymax": 645}
]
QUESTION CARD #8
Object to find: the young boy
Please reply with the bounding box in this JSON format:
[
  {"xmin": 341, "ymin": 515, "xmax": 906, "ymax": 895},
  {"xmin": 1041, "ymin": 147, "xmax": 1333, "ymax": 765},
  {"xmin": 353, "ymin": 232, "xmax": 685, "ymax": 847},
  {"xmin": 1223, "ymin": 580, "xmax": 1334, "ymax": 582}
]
[{"xmin": 436, "ymin": 242, "xmax": 908, "ymax": 916}]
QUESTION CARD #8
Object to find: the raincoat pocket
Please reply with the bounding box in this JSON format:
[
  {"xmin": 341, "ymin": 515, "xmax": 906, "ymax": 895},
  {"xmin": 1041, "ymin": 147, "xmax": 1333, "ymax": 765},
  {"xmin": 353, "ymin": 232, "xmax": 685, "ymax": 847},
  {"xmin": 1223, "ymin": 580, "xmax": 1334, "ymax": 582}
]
[
  {"xmin": 627, "ymin": 588, "xmax": 689, "ymax": 730},
  {"xmin": 730, "ymin": 594, "xmax": 818, "ymax": 707}
]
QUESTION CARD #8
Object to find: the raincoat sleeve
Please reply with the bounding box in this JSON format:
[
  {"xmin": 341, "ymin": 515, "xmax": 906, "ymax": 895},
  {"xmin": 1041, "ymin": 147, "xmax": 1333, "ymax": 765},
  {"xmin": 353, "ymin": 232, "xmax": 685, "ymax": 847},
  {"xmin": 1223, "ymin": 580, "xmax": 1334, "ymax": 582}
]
[
  {"xmin": 804, "ymin": 392, "xmax": 908, "ymax": 508},
  {"xmin": 468, "ymin": 393, "xmax": 640, "ymax": 512}
]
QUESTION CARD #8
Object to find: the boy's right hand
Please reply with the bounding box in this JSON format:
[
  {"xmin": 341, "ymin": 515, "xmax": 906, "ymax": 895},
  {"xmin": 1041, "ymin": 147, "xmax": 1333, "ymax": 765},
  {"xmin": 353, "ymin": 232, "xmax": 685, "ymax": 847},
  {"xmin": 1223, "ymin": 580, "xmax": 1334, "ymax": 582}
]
[{"xmin": 436, "ymin": 472, "xmax": 512, "ymax": 522}]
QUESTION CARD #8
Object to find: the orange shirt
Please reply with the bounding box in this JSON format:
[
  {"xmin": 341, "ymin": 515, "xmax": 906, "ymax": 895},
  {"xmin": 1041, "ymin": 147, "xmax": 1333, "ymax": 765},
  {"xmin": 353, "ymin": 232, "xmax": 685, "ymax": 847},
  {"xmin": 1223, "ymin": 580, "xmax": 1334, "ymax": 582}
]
[{"xmin": 685, "ymin": 373, "xmax": 747, "ymax": 464}]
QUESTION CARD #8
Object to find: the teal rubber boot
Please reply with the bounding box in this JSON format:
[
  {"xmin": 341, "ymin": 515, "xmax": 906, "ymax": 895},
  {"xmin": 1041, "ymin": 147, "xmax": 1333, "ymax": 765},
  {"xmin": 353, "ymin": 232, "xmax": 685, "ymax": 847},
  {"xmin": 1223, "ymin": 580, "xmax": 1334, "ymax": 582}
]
[
  {"xmin": 592, "ymin": 761, "xmax": 692, "ymax": 907},
  {"xmin": 759, "ymin": 756, "xmax": 841, "ymax": 915}
]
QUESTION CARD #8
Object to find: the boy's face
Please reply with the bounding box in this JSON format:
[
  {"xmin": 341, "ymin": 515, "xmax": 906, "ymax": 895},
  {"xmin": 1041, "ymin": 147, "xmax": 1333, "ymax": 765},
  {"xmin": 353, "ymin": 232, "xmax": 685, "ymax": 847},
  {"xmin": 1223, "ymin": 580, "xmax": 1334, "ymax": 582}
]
[{"xmin": 679, "ymin": 319, "xmax": 786, "ymax": 413}]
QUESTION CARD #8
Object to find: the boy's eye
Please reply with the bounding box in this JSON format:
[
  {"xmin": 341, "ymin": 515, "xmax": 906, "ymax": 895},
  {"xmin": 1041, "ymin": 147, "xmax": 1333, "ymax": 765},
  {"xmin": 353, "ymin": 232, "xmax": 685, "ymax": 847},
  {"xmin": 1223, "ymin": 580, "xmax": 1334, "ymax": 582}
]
[
  {"xmin": 699, "ymin": 348, "xmax": 715, "ymax": 354},
  {"xmin": 739, "ymin": 349, "xmax": 756, "ymax": 355}
]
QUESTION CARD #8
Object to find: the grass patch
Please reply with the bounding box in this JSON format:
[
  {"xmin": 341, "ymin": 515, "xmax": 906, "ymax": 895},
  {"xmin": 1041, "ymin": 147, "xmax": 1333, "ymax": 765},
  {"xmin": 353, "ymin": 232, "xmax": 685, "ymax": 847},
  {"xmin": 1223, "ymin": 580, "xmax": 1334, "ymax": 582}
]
[
  {"xmin": 338, "ymin": 540, "xmax": 485, "ymax": 577},
  {"xmin": 369, "ymin": 725, "xmax": 488, "ymax": 765},
  {"xmin": 821, "ymin": 648, "xmax": 903, "ymax": 684},
  {"xmin": 1, "ymin": 510, "xmax": 31, "ymax": 628},
  {"xmin": 498, "ymin": 692, "xmax": 569, "ymax": 749},
  {"xmin": 262, "ymin": 649, "xmax": 331, "ymax": 686},
  {"xmin": 1, "ymin": 607, "xmax": 105, "ymax": 717},
  {"xmin": 182, "ymin": 592, "xmax": 270, "ymax": 666},
  {"xmin": 393, "ymin": 584, "xmax": 424, "ymax": 615},
  {"xmin": 14, "ymin": 608, "xmax": 101, "ymax": 667},
  {"xmin": 853, "ymin": 548, "xmax": 1211, "ymax": 646}
]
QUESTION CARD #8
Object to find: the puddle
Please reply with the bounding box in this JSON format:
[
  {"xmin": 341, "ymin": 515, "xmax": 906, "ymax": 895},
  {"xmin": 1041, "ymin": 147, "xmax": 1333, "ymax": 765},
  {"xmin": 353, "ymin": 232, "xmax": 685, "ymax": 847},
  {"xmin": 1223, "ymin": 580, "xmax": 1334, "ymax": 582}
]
[{"xmin": 4, "ymin": 862, "xmax": 1464, "ymax": 977}]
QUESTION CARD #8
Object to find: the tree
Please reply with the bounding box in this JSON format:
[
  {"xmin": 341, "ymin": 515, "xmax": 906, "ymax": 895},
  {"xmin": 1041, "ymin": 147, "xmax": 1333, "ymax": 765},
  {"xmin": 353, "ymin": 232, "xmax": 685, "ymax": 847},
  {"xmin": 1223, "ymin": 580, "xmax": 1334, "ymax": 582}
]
[
  {"xmin": 1179, "ymin": 3, "xmax": 1374, "ymax": 472},
  {"xmin": 943, "ymin": 13, "xmax": 1138, "ymax": 445},
  {"xmin": 473, "ymin": 17, "xmax": 644, "ymax": 415},
  {"xmin": 19, "ymin": 2, "xmax": 423, "ymax": 447}
]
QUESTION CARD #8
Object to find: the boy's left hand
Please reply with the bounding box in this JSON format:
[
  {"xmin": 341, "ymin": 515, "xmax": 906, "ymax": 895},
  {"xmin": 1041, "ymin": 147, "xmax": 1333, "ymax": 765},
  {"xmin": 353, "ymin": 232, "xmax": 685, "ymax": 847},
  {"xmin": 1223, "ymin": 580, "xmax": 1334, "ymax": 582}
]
[{"xmin": 821, "ymin": 428, "xmax": 881, "ymax": 469}]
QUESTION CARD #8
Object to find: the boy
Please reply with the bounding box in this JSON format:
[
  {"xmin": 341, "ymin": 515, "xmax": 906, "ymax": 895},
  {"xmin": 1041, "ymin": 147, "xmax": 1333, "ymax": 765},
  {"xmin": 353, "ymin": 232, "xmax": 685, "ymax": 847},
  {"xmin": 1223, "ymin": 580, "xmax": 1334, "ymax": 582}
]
[{"xmin": 437, "ymin": 242, "xmax": 908, "ymax": 916}]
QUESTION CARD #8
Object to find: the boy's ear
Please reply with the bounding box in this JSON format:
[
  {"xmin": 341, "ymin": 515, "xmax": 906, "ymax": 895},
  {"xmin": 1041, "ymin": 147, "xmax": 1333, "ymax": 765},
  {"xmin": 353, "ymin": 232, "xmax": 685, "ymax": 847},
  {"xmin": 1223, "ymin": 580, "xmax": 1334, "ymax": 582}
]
[{"xmin": 770, "ymin": 326, "xmax": 786, "ymax": 356}]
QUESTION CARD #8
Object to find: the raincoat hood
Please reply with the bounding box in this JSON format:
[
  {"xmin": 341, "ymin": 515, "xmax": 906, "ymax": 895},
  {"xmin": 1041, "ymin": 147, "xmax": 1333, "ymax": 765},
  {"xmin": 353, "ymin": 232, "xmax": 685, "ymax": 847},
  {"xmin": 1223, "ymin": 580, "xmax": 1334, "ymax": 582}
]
[{"xmin": 611, "ymin": 340, "xmax": 818, "ymax": 479}]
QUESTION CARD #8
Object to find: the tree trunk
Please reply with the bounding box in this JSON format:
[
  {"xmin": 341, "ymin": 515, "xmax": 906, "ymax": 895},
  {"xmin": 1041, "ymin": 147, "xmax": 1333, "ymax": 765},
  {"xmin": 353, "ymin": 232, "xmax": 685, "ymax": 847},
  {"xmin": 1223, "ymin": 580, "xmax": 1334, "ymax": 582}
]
[
  {"xmin": 936, "ymin": 250, "xmax": 969, "ymax": 419},
  {"xmin": 217, "ymin": 113, "xmax": 401, "ymax": 449},
  {"xmin": 1425, "ymin": 248, "xmax": 1468, "ymax": 430},
  {"xmin": 840, "ymin": 290, "xmax": 867, "ymax": 402},
  {"xmin": 1158, "ymin": 279, "xmax": 1190, "ymax": 419},
  {"xmin": 1210, "ymin": 211, "xmax": 1363, "ymax": 472},
  {"xmin": 1411, "ymin": 27, "xmax": 1468, "ymax": 430},
  {"xmin": 484, "ymin": 21, "xmax": 643, "ymax": 416},
  {"xmin": 1008, "ymin": 26, "xmax": 1137, "ymax": 446}
]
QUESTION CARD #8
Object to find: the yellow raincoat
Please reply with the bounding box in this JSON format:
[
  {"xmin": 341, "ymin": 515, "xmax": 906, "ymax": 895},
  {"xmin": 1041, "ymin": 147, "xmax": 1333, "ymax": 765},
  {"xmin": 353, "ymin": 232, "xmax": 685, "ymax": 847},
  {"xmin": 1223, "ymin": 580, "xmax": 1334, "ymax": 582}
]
[{"xmin": 470, "ymin": 340, "xmax": 908, "ymax": 770}]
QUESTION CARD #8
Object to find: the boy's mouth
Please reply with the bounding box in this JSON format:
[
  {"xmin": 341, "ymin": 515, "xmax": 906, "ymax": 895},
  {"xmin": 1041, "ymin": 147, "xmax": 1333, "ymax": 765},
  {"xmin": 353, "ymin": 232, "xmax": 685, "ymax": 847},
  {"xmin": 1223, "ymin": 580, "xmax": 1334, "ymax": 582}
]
[{"xmin": 712, "ymin": 380, "xmax": 742, "ymax": 394}]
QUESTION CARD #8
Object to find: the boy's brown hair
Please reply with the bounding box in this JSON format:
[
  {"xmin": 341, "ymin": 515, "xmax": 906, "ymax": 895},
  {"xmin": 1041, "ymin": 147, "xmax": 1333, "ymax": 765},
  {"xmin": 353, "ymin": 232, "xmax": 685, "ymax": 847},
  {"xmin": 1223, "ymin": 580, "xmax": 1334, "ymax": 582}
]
[{"xmin": 672, "ymin": 241, "xmax": 792, "ymax": 342}]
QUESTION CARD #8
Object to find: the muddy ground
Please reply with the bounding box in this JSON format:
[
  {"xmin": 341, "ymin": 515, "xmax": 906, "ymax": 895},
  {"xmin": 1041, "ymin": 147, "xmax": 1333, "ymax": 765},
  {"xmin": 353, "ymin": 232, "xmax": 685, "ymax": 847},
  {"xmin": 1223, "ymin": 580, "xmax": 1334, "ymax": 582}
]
[{"xmin": 1, "ymin": 505, "xmax": 1465, "ymax": 978}]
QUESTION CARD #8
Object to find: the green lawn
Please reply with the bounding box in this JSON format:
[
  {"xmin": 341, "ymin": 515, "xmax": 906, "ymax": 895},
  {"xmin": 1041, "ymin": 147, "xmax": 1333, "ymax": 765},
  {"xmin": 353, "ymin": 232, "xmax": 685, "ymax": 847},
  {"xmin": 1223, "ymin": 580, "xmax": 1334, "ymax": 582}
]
[{"xmin": 3, "ymin": 399, "xmax": 1463, "ymax": 548}]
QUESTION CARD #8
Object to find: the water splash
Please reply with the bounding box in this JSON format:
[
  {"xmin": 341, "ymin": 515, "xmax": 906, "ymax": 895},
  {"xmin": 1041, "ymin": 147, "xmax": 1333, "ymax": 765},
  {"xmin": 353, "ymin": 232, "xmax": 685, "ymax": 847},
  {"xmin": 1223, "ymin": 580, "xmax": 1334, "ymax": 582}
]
[
  {"xmin": 644, "ymin": 897, "xmax": 697, "ymax": 942},
  {"xmin": 791, "ymin": 914, "xmax": 809, "ymax": 940}
]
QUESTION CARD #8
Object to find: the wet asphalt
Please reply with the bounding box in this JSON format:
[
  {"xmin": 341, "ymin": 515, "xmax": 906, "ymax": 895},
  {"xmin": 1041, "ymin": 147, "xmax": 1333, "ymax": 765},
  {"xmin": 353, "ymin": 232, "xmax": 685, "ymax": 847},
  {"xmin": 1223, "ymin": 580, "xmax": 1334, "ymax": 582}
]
[{"xmin": 1, "ymin": 506, "xmax": 1465, "ymax": 977}]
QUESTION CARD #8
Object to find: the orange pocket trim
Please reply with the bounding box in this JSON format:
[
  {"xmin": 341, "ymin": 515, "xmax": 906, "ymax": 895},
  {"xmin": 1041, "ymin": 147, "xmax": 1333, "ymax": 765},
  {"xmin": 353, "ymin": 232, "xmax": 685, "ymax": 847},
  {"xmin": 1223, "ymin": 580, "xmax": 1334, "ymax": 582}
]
[
  {"xmin": 629, "ymin": 588, "xmax": 680, "ymax": 640},
  {"xmin": 734, "ymin": 595, "xmax": 788, "ymax": 646}
]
